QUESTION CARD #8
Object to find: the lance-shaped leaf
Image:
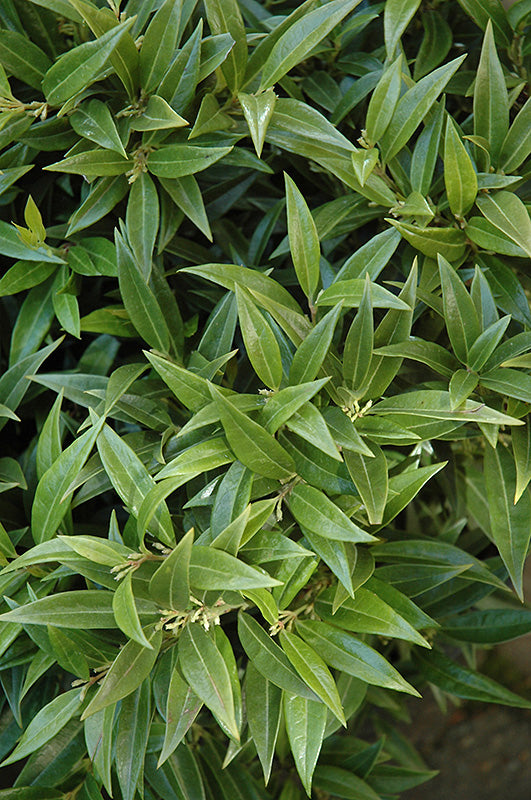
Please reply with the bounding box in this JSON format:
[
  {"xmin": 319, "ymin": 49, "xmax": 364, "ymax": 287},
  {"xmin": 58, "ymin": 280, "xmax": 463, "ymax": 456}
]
[
  {"xmin": 113, "ymin": 572, "xmax": 154, "ymax": 649},
  {"xmin": 484, "ymin": 442, "xmax": 531, "ymax": 600},
  {"xmin": 160, "ymin": 176, "xmax": 211, "ymax": 240},
  {"xmin": 42, "ymin": 19, "xmax": 135, "ymax": 105},
  {"xmin": 279, "ymin": 630, "xmax": 345, "ymax": 725},
  {"xmin": 317, "ymin": 280, "xmax": 410, "ymax": 310},
  {"xmin": 159, "ymin": 665, "xmax": 202, "ymax": 766},
  {"xmin": 476, "ymin": 192, "xmax": 531, "ymax": 259},
  {"xmin": 149, "ymin": 529, "xmax": 194, "ymax": 611},
  {"xmin": 384, "ymin": 0, "xmax": 421, "ymax": 58},
  {"xmin": 245, "ymin": 662, "xmax": 281, "ymax": 784},
  {"xmin": 442, "ymin": 609, "xmax": 531, "ymax": 644},
  {"xmin": 32, "ymin": 417, "xmax": 104, "ymax": 544},
  {"xmin": 204, "ymin": 0, "xmax": 247, "ymax": 93},
  {"xmin": 314, "ymin": 766, "xmax": 380, "ymax": 800},
  {"xmin": 116, "ymin": 681, "xmax": 151, "ymax": 800},
  {"xmin": 0, "ymin": 688, "xmax": 82, "ymax": 767},
  {"xmin": 449, "ymin": 370, "xmax": 479, "ymax": 410},
  {"xmin": 285, "ymin": 174, "xmax": 320, "ymax": 301},
  {"xmin": 413, "ymin": 648, "xmax": 531, "ymax": 708},
  {"xmin": 260, "ymin": 378, "xmax": 330, "ymax": 434},
  {"xmin": 288, "ymin": 483, "xmax": 376, "ymax": 543},
  {"xmin": 411, "ymin": 101, "xmax": 445, "ymax": 196},
  {"xmin": 499, "ymin": 97, "xmax": 531, "ymax": 173},
  {"xmin": 147, "ymin": 145, "xmax": 233, "ymax": 178},
  {"xmin": 259, "ymin": 0, "xmax": 363, "ymax": 90},
  {"xmin": 343, "ymin": 276, "xmax": 373, "ymax": 396},
  {"xmin": 140, "ymin": 0, "xmax": 183, "ymax": 93},
  {"xmin": 512, "ymin": 422, "xmax": 531, "ymax": 504},
  {"xmin": 126, "ymin": 172, "xmax": 159, "ymax": 281},
  {"xmin": 344, "ymin": 443, "xmax": 388, "ymax": 525},
  {"xmin": 387, "ymin": 219, "xmax": 467, "ymax": 261},
  {"xmin": 235, "ymin": 285, "xmax": 282, "ymax": 390},
  {"xmin": 473, "ymin": 20, "xmax": 509, "ymax": 165},
  {"xmin": 179, "ymin": 623, "xmax": 239, "ymax": 741},
  {"xmin": 439, "ymin": 254, "xmax": 480, "ymax": 362},
  {"xmin": 297, "ymin": 620, "xmax": 420, "ymax": 696},
  {"xmin": 380, "ymin": 55, "xmax": 466, "ymax": 161},
  {"xmin": 289, "ymin": 304, "xmax": 342, "ymax": 385},
  {"xmin": 238, "ymin": 612, "xmax": 316, "ymax": 700},
  {"xmin": 0, "ymin": 591, "xmax": 158, "ymax": 628},
  {"xmin": 334, "ymin": 228, "xmax": 401, "ymax": 283},
  {"xmin": 365, "ymin": 55, "xmax": 403, "ymax": 145},
  {"xmin": 209, "ymin": 384, "xmax": 295, "ymax": 480},
  {"xmin": 82, "ymin": 626, "xmax": 162, "ymax": 719},
  {"xmin": 0, "ymin": 30, "xmax": 52, "ymax": 90},
  {"xmin": 70, "ymin": 100, "xmax": 126, "ymax": 157},
  {"xmin": 238, "ymin": 89, "xmax": 276, "ymax": 157},
  {"xmin": 284, "ymin": 693, "xmax": 327, "ymax": 795},
  {"xmin": 189, "ymin": 545, "xmax": 280, "ymax": 590},
  {"xmin": 371, "ymin": 390, "xmax": 522, "ymax": 427},
  {"xmin": 444, "ymin": 117, "xmax": 478, "ymax": 218}
]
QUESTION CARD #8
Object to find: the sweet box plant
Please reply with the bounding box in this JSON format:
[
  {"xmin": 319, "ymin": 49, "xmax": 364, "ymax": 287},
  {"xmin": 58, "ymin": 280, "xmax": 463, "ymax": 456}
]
[{"xmin": 0, "ymin": 0, "xmax": 531, "ymax": 797}]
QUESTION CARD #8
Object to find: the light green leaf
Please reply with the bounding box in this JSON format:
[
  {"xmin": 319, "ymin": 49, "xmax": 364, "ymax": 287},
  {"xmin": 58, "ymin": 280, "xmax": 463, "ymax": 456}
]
[
  {"xmin": 473, "ymin": 20, "xmax": 509, "ymax": 165},
  {"xmin": 365, "ymin": 55, "xmax": 403, "ymax": 144},
  {"xmin": 203, "ymin": 0, "xmax": 247, "ymax": 93},
  {"xmin": 476, "ymin": 191, "xmax": 531, "ymax": 258},
  {"xmin": 288, "ymin": 483, "xmax": 376, "ymax": 543},
  {"xmin": 82, "ymin": 627, "xmax": 162, "ymax": 719},
  {"xmin": 259, "ymin": 0, "xmax": 362, "ymax": 91},
  {"xmin": 179, "ymin": 623, "xmax": 239, "ymax": 741},
  {"xmin": 499, "ymin": 97, "xmax": 531, "ymax": 172},
  {"xmin": 130, "ymin": 95, "xmax": 188, "ymax": 131},
  {"xmin": 344, "ymin": 443, "xmax": 388, "ymax": 525},
  {"xmin": 260, "ymin": 379, "xmax": 330, "ymax": 434},
  {"xmin": 245, "ymin": 662, "xmax": 281, "ymax": 784},
  {"xmin": 285, "ymin": 173, "xmax": 320, "ymax": 301},
  {"xmin": 343, "ymin": 276, "xmax": 373, "ymax": 397},
  {"xmin": 42, "ymin": 18, "xmax": 135, "ymax": 105},
  {"xmin": 210, "ymin": 384, "xmax": 295, "ymax": 480},
  {"xmin": 388, "ymin": 219, "xmax": 467, "ymax": 261},
  {"xmin": 70, "ymin": 99, "xmax": 126, "ymax": 157},
  {"xmin": 284, "ymin": 693, "xmax": 327, "ymax": 795},
  {"xmin": 289, "ymin": 303, "xmax": 342, "ymax": 386},
  {"xmin": 512, "ymin": 422, "xmax": 531, "ymax": 503},
  {"xmin": 384, "ymin": 0, "xmax": 421, "ymax": 58},
  {"xmin": 189, "ymin": 545, "xmax": 281, "ymax": 590},
  {"xmin": 449, "ymin": 369, "xmax": 479, "ymax": 409},
  {"xmin": 279, "ymin": 630, "xmax": 345, "ymax": 725},
  {"xmin": 238, "ymin": 89, "xmax": 276, "ymax": 157},
  {"xmin": 439, "ymin": 254, "xmax": 481, "ymax": 362},
  {"xmin": 116, "ymin": 681, "xmax": 151, "ymax": 800},
  {"xmin": 444, "ymin": 116, "xmax": 478, "ymax": 218},
  {"xmin": 0, "ymin": 30, "xmax": 52, "ymax": 89},
  {"xmin": 316, "ymin": 279, "xmax": 410, "ymax": 310},
  {"xmin": 159, "ymin": 665, "xmax": 202, "ymax": 766},
  {"xmin": 484, "ymin": 442, "xmax": 531, "ymax": 600},
  {"xmin": 140, "ymin": 0, "xmax": 183, "ymax": 93},
  {"xmin": 147, "ymin": 145, "xmax": 233, "ymax": 178},
  {"xmin": 149, "ymin": 529, "xmax": 193, "ymax": 611},
  {"xmin": 113, "ymin": 572, "xmax": 153, "ymax": 649},
  {"xmin": 235, "ymin": 285, "xmax": 282, "ymax": 390},
  {"xmin": 159, "ymin": 176, "xmax": 211, "ymax": 240}
]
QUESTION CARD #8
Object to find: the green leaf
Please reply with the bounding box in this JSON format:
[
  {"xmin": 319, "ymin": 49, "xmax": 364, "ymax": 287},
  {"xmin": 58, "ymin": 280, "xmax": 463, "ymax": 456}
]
[
  {"xmin": 279, "ymin": 630, "xmax": 345, "ymax": 725},
  {"xmin": 314, "ymin": 766, "xmax": 380, "ymax": 800},
  {"xmin": 365, "ymin": 55, "xmax": 403, "ymax": 145},
  {"xmin": 237, "ymin": 612, "xmax": 316, "ymax": 700},
  {"xmin": 373, "ymin": 338, "xmax": 458, "ymax": 379},
  {"xmin": 476, "ymin": 191, "xmax": 531, "ymax": 258},
  {"xmin": 260, "ymin": 379, "xmax": 330, "ymax": 434},
  {"xmin": 286, "ymin": 403, "xmax": 341, "ymax": 461},
  {"xmin": 438, "ymin": 255, "xmax": 481, "ymax": 363},
  {"xmin": 203, "ymin": 0, "xmax": 247, "ymax": 93},
  {"xmin": 130, "ymin": 95, "xmax": 188, "ymax": 131},
  {"xmin": 113, "ymin": 572, "xmax": 153, "ymax": 649},
  {"xmin": 42, "ymin": 18, "xmax": 135, "ymax": 105},
  {"xmin": 0, "ymin": 261, "xmax": 56, "ymax": 298},
  {"xmin": 245, "ymin": 662, "xmax": 281, "ymax": 784},
  {"xmin": 456, "ymin": 0, "xmax": 513, "ymax": 46},
  {"xmin": 372, "ymin": 389, "xmax": 521, "ymax": 427},
  {"xmin": 0, "ymin": 590, "xmax": 158, "ymax": 628},
  {"xmin": 159, "ymin": 665, "xmax": 202, "ymax": 766},
  {"xmin": 499, "ymin": 97, "xmax": 531, "ymax": 172},
  {"xmin": 189, "ymin": 545, "xmax": 281, "ymax": 590},
  {"xmin": 126, "ymin": 172, "xmax": 159, "ymax": 281},
  {"xmin": 116, "ymin": 230, "xmax": 170, "ymax": 352},
  {"xmin": 238, "ymin": 89, "xmax": 276, "ymax": 157},
  {"xmin": 82, "ymin": 626, "xmax": 161, "ymax": 719},
  {"xmin": 414, "ymin": 10, "xmax": 453, "ymax": 80},
  {"xmin": 235, "ymin": 285, "xmax": 282, "ymax": 390},
  {"xmin": 149, "ymin": 529, "xmax": 193, "ymax": 611},
  {"xmin": 179, "ymin": 623, "xmax": 239, "ymax": 741},
  {"xmin": 442, "ymin": 609, "xmax": 531, "ymax": 644},
  {"xmin": 288, "ymin": 483, "xmax": 376, "ymax": 543},
  {"xmin": 410, "ymin": 101, "xmax": 445, "ymax": 195},
  {"xmin": 289, "ymin": 303, "xmax": 342, "ymax": 386},
  {"xmin": 335, "ymin": 228, "xmax": 401, "ymax": 283},
  {"xmin": 44, "ymin": 149, "xmax": 132, "ymax": 177},
  {"xmin": 66, "ymin": 176, "xmax": 129, "ymax": 236},
  {"xmin": 147, "ymin": 145, "xmax": 233, "ymax": 178},
  {"xmin": 0, "ymin": 688, "xmax": 81, "ymax": 767},
  {"xmin": 480, "ymin": 367, "xmax": 531, "ymax": 404},
  {"xmin": 344, "ymin": 443, "xmax": 388, "ymax": 525},
  {"xmin": 484, "ymin": 442, "xmax": 531, "ymax": 600},
  {"xmin": 316, "ymin": 279, "xmax": 410, "ymax": 310},
  {"xmin": 384, "ymin": 0, "xmax": 421, "ymax": 59},
  {"xmin": 285, "ymin": 173, "xmax": 320, "ymax": 301},
  {"xmin": 139, "ymin": 0, "xmax": 183, "ymax": 93},
  {"xmin": 0, "ymin": 30, "xmax": 51, "ymax": 89},
  {"xmin": 444, "ymin": 117, "xmax": 478, "ymax": 218},
  {"xmin": 512, "ymin": 422, "xmax": 531, "ymax": 503},
  {"xmin": 259, "ymin": 0, "xmax": 362, "ymax": 91},
  {"xmin": 448, "ymin": 369, "xmax": 479, "ymax": 409},
  {"xmin": 70, "ymin": 99, "xmax": 126, "ymax": 157},
  {"xmin": 467, "ymin": 316, "xmax": 510, "ymax": 372},
  {"xmin": 380, "ymin": 55, "xmax": 466, "ymax": 161},
  {"xmin": 413, "ymin": 647, "xmax": 531, "ymax": 708},
  {"xmin": 210, "ymin": 384, "xmax": 295, "ymax": 480},
  {"xmin": 314, "ymin": 587, "xmax": 430, "ymax": 648},
  {"xmin": 297, "ymin": 620, "xmax": 419, "ymax": 696},
  {"xmin": 388, "ymin": 219, "xmax": 467, "ymax": 261},
  {"xmin": 343, "ymin": 276, "xmax": 373, "ymax": 397},
  {"xmin": 284, "ymin": 693, "xmax": 327, "ymax": 795},
  {"xmin": 32, "ymin": 418, "xmax": 103, "ymax": 544},
  {"xmin": 59, "ymin": 535, "xmax": 130, "ymax": 567},
  {"xmin": 116, "ymin": 681, "xmax": 151, "ymax": 800},
  {"xmin": 159, "ymin": 176, "xmax": 211, "ymax": 240},
  {"xmin": 473, "ymin": 20, "xmax": 509, "ymax": 164}
]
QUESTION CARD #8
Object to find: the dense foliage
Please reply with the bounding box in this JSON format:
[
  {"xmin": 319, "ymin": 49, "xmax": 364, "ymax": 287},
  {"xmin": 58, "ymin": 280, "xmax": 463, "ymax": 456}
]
[{"xmin": 1, "ymin": 0, "xmax": 531, "ymax": 797}]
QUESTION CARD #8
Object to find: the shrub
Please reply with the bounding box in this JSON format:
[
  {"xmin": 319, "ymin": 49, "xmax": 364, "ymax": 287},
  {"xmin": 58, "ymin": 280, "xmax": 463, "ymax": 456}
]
[{"xmin": 0, "ymin": 0, "xmax": 531, "ymax": 797}]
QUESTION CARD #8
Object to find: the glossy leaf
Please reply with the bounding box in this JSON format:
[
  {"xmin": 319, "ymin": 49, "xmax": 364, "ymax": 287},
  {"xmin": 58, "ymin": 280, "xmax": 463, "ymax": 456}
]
[{"xmin": 285, "ymin": 173, "xmax": 320, "ymax": 301}]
